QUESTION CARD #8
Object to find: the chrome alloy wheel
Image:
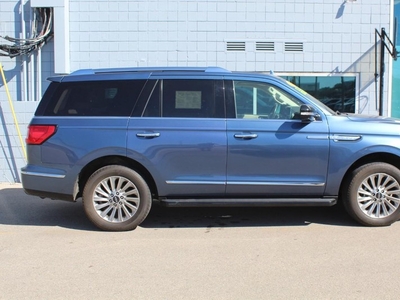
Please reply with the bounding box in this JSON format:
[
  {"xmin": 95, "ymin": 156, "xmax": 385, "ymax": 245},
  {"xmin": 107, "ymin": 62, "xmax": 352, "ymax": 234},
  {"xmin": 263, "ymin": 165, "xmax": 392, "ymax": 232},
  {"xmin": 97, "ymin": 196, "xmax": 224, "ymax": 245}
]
[
  {"xmin": 357, "ymin": 173, "xmax": 400, "ymax": 219},
  {"xmin": 92, "ymin": 176, "xmax": 140, "ymax": 223}
]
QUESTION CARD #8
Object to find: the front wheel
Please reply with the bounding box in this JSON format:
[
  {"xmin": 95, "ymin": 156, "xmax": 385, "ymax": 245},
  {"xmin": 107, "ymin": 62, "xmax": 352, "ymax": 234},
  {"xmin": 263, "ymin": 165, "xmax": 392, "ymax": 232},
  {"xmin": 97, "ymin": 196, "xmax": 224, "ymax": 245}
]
[
  {"xmin": 83, "ymin": 165, "xmax": 152, "ymax": 231},
  {"xmin": 343, "ymin": 162, "xmax": 400, "ymax": 226}
]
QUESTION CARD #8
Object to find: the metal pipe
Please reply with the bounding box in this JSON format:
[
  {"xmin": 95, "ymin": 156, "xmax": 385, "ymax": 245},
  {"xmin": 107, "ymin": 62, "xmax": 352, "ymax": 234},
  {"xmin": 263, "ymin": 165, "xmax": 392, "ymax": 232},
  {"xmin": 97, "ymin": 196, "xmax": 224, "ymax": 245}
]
[
  {"xmin": 30, "ymin": 55, "xmax": 35, "ymax": 101},
  {"xmin": 21, "ymin": 0, "xmax": 28, "ymax": 101},
  {"xmin": 29, "ymin": 7, "xmax": 35, "ymax": 101},
  {"xmin": 375, "ymin": 29, "xmax": 379, "ymax": 111},
  {"xmin": 37, "ymin": 47, "xmax": 42, "ymax": 100},
  {"xmin": 380, "ymin": 28, "xmax": 385, "ymax": 116}
]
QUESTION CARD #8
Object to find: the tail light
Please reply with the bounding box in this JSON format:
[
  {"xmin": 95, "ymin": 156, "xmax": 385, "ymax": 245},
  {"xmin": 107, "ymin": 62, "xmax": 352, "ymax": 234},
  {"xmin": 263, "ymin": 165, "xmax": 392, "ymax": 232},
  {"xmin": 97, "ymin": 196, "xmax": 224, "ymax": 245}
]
[{"xmin": 26, "ymin": 125, "xmax": 57, "ymax": 145}]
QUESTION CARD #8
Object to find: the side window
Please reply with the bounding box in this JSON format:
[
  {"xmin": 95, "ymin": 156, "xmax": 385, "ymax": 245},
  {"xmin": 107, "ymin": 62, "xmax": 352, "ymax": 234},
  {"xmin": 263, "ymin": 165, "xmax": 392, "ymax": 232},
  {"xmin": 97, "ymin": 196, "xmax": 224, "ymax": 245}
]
[
  {"xmin": 233, "ymin": 80, "xmax": 303, "ymax": 120},
  {"xmin": 146, "ymin": 79, "xmax": 219, "ymax": 118},
  {"xmin": 43, "ymin": 80, "xmax": 146, "ymax": 117},
  {"xmin": 163, "ymin": 80, "xmax": 214, "ymax": 118},
  {"xmin": 142, "ymin": 80, "xmax": 160, "ymax": 117}
]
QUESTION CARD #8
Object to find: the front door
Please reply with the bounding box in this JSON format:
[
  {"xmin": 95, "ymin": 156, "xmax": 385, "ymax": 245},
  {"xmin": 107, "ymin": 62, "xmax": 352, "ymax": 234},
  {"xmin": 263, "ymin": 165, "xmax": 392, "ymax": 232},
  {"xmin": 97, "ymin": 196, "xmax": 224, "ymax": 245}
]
[{"xmin": 225, "ymin": 79, "xmax": 330, "ymax": 197}]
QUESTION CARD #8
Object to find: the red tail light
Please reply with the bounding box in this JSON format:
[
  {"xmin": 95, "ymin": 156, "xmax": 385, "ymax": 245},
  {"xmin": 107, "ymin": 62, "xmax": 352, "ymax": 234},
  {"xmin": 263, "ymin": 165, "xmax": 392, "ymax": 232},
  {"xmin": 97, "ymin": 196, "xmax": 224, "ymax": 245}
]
[{"xmin": 26, "ymin": 125, "xmax": 57, "ymax": 145}]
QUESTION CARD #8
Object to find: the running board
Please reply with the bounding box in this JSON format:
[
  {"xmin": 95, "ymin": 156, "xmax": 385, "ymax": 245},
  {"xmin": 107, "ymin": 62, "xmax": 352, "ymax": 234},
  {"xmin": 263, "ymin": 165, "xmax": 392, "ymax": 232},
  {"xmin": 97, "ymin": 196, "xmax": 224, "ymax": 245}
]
[{"xmin": 158, "ymin": 198, "xmax": 337, "ymax": 207}]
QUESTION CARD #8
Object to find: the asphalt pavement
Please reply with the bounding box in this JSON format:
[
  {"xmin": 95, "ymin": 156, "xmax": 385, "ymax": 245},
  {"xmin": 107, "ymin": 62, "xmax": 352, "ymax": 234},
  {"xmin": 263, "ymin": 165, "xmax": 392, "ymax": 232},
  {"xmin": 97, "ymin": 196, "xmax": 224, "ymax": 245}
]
[{"xmin": 1, "ymin": 183, "xmax": 400, "ymax": 300}]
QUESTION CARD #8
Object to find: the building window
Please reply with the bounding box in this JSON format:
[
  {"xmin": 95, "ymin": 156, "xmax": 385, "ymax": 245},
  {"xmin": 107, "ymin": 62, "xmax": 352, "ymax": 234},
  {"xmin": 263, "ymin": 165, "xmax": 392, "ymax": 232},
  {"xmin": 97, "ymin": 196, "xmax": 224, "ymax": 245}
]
[{"xmin": 280, "ymin": 75, "xmax": 356, "ymax": 113}]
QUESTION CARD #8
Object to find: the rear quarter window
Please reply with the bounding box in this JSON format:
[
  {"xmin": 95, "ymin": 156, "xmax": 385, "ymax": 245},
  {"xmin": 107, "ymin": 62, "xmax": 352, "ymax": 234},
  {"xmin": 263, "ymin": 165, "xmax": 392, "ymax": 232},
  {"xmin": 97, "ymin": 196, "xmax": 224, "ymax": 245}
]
[{"xmin": 37, "ymin": 80, "xmax": 146, "ymax": 117}]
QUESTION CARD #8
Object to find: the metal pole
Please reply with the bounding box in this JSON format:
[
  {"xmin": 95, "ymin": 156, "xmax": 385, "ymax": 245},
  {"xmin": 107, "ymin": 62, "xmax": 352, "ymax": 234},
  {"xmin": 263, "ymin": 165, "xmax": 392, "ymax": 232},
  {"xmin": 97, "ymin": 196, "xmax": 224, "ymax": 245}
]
[
  {"xmin": 341, "ymin": 77, "xmax": 345, "ymax": 112},
  {"xmin": 375, "ymin": 29, "xmax": 379, "ymax": 111},
  {"xmin": 37, "ymin": 48, "xmax": 42, "ymax": 100},
  {"xmin": 21, "ymin": 0, "xmax": 28, "ymax": 102},
  {"xmin": 379, "ymin": 28, "xmax": 385, "ymax": 116}
]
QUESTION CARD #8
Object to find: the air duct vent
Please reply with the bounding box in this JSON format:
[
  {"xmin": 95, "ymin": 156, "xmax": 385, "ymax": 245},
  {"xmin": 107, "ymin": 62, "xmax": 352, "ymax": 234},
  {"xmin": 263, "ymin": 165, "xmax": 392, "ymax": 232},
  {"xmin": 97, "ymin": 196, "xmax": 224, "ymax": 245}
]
[
  {"xmin": 226, "ymin": 42, "xmax": 246, "ymax": 51},
  {"xmin": 285, "ymin": 42, "xmax": 303, "ymax": 52},
  {"xmin": 256, "ymin": 42, "xmax": 275, "ymax": 51}
]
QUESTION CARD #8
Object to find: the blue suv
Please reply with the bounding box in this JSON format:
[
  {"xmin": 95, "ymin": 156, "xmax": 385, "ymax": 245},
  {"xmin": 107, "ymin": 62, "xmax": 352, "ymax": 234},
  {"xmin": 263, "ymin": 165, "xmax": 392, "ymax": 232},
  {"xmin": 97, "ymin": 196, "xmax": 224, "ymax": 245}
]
[{"xmin": 21, "ymin": 67, "xmax": 400, "ymax": 230}]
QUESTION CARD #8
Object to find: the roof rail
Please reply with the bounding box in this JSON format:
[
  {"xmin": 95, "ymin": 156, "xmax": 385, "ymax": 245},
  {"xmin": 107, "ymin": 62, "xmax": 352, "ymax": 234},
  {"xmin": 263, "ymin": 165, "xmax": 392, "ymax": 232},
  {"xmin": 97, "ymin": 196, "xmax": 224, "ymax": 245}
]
[
  {"xmin": 69, "ymin": 69, "xmax": 94, "ymax": 75},
  {"xmin": 70, "ymin": 66, "xmax": 230, "ymax": 75}
]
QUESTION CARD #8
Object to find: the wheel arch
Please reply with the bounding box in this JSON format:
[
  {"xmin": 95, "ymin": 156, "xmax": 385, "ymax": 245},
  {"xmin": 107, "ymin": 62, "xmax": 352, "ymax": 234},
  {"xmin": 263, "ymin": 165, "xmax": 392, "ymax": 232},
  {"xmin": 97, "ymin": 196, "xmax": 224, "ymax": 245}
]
[
  {"xmin": 338, "ymin": 152, "xmax": 400, "ymax": 200},
  {"xmin": 76, "ymin": 155, "xmax": 158, "ymax": 200}
]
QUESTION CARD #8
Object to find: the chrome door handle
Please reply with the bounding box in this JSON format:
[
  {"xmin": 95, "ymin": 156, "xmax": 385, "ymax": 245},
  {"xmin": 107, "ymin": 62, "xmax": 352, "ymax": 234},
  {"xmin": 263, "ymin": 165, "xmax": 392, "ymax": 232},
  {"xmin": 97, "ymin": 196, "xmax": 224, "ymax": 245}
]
[
  {"xmin": 234, "ymin": 133, "xmax": 258, "ymax": 139},
  {"xmin": 136, "ymin": 132, "xmax": 160, "ymax": 138}
]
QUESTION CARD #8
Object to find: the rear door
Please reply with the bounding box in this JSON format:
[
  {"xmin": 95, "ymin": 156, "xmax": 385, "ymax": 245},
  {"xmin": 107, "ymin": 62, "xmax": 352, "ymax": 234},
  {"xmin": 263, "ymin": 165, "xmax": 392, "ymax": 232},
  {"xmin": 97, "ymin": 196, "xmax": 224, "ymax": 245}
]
[
  {"xmin": 127, "ymin": 77, "xmax": 227, "ymax": 197},
  {"xmin": 225, "ymin": 78, "xmax": 330, "ymax": 197}
]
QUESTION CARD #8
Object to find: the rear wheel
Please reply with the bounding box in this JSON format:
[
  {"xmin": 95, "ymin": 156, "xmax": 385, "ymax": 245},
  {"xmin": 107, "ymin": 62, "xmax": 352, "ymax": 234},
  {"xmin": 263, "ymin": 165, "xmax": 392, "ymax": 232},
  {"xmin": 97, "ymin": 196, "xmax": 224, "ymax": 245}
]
[
  {"xmin": 83, "ymin": 165, "xmax": 152, "ymax": 231},
  {"xmin": 343, "ymin": 162, "xmax": 400, "ymax": 226}
]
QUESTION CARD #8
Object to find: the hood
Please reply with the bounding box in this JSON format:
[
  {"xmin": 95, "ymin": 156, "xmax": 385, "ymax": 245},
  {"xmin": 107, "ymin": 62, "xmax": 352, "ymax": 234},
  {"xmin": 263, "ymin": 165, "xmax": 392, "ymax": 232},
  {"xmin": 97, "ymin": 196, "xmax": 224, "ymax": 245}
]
[{"xmin": 345, "ymin": 114, "xmax": 400, "ymax": 124}]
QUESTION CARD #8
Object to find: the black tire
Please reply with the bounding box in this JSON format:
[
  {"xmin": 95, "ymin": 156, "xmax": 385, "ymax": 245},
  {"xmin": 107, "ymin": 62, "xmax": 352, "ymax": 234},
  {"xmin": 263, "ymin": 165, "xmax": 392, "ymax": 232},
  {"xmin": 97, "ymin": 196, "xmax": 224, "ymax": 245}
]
[
  {"xmin": 83, "ymin": 165, "xmax": 152, "ymax": 231},
  {"xmin": 343, "ymin": 162, "xmax": 400, "ymax": 226}
]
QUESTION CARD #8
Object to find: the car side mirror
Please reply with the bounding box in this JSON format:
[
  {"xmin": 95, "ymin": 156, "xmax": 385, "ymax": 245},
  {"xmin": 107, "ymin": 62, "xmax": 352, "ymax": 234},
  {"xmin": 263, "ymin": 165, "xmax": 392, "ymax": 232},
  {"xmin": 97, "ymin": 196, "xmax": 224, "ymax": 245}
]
[{"xmin": 299, "ymin": 104, "xmax": 318, "ymax": 123}]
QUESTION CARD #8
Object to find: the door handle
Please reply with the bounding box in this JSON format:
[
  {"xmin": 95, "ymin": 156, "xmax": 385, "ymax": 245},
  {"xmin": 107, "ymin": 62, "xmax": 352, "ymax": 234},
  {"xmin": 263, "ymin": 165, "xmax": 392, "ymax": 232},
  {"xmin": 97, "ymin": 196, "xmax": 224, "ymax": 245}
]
[
  {"xmin": 234, "ymin": 133, "xmax": 258, "ymax": 139},
  {"xmin": 136, "ymin": 132, "xmax": 160, "ymax": 138}
]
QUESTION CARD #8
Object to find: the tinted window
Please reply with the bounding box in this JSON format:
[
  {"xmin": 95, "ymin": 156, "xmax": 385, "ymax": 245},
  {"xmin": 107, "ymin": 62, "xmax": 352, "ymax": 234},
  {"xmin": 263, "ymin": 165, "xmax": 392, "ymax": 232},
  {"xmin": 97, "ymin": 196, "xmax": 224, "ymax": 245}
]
[
  {"xmin": 233, "ymin": 80, "xmax": 303, "ymax": 119},
  {"xmin": 42, "ymin": 80, "xmax": 146, "ymax": 116},
  {"xmin": 143, "ymin": 79, "xmax": 223, "ymax": 118},
  {"xmin": 142, "ymin": 80, "xmax": 160, "ymax": 117}
]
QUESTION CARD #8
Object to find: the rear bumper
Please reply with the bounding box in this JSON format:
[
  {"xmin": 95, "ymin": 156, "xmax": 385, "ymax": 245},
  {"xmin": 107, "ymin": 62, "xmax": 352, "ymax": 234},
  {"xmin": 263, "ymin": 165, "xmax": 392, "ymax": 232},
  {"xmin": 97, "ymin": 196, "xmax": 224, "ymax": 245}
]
[
  {"xmin": 23, "ymin": 188, "xmax": 74, "ymax": 201},
  {"xmin": 21, "ymin": 166, "xmax": 76, "ymax": 201}
]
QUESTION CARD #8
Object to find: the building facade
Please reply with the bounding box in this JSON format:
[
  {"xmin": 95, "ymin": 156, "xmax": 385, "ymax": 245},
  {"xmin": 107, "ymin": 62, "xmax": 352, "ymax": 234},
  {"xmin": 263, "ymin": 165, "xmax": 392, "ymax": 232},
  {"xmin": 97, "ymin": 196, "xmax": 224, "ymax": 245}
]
[{"xmin": 0, "ymin": 0, "xmax": 396, "ymax": 183}]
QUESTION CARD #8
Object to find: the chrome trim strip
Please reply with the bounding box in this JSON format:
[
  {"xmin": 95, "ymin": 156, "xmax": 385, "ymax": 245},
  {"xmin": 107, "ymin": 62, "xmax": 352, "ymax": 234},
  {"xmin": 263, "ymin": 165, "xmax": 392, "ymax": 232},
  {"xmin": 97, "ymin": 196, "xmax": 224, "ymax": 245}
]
[
  {"xmin": 166, "ymin": 180, "xmax": 324, "ymax": 187},
  {"xmin": 36, "ymin": 116, "xmax": 129, "ymax": 119},
  {"xmin": 166, "ymin": 180, "xmax": 225, "ymax": 185},
  {"xmin": 227, "ymin": 181, "xmax": 325, "ymax": 186},
  {"xmin": 307, "ymin": 135, "xmax": 329, "ymax": 140},
  {"xmin": 21, "ymin": 171, "xmax": 66, "ymax": 179}
]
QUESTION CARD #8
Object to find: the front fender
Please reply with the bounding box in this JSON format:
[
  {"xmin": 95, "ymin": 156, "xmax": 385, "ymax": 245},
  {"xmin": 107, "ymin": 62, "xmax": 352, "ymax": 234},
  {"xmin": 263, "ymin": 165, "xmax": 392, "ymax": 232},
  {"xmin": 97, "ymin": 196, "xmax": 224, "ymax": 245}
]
[{"xmin": 325, "ymin": 141, "xmax": 400, "ymax": 195}]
